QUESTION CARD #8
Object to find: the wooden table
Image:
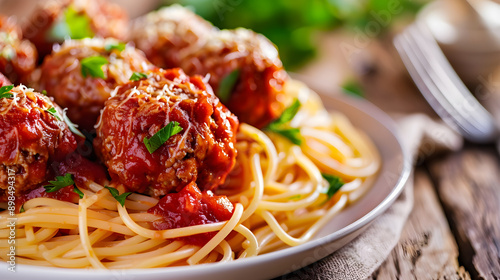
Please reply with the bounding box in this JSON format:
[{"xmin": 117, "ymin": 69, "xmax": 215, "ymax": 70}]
[{"xmin": 298, "ymin": 34, "xmax": 500, "ymax": 279}]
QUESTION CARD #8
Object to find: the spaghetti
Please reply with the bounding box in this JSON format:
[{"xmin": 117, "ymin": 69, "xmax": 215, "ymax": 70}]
[{"xmin": 0, "ymin": 80, "xmax": 380, "ymax": 268}]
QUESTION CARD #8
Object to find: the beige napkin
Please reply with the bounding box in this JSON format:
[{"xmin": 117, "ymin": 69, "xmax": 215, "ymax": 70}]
[{"xmin": 277, "ymin": 114, "xmax": 463, "ymax": 280}]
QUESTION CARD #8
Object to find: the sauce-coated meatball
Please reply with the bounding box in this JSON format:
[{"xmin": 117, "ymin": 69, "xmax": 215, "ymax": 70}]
[
  {"xmin": 130, "ymin": 5, "xmax": 287, "ymax": 128},
  {"xmin": 181, "ymin": 28, "xmax": 288, "ymax": 128},
  {"xmin": 23, "ymin": 0, "xmax": 128, "ymax": 59},
  {"xmin": 94, "ymin": 68, "xmax": 239, "ymax": 197},
  {"xmin": 39, "ymin": 38, "xmax": 154, "ymax": 131},
  {"xmin": 0, "ymin": 85, "xmax": 78, "ymax": 199},
  {"xmin": 129, "ymin": 5, "xmax": 216, "ymax": 69},
  {"xmin": 0, "ymin": 16, "xmax": 37, "ymax": 84},
  {"xmin": 0, "ymin": 73, "xmax": 11, "ymax": 87}
]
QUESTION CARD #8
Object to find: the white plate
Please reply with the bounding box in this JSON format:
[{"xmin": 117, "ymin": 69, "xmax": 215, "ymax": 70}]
[{"xmin": 1, "ymin": 92, "xmax": 411, "ymax": 280}]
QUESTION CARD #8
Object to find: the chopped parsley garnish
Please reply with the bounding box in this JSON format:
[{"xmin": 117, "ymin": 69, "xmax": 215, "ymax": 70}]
[
  {"xmin": 49, "ymin": 6, "xmax": 94, "ymax": 40},
  {"xmin": 217, "ymin": 69, "xmax": 240, "ymax": 103},
  {"xmin": 19, "ymin": 204, "xmax": 25, "ymax": 213},
  {"xmin": 143, "ymin": 121, "xmax": 183, "ymax": 154},
  {"xmin": 104, "ymin": 186, "xmax": 132, "ymax": 207},
  {"xmin": 105, "ymin": 42, "xmax": 126, "ymax": 52},
  {"xmin": 81, "ymin": 56, "xmax": 108, "ymax": 79},
  {"xmin": 44, "ymin": 173, "xmax": 74, "ymax": 193},
  {"xmin": 266, "ymin": 99, "xmax": 303, "ymax": 145},
  {"xmin": 41, "ymin": 90, "xmax": 47, "ymax": 96},
  {"xmin": 62, "ymin": 110, "xmax": 85, "ymax": 138},
  {"xmin": 129, "ymin": 72, "xmax": 148, "ymax": 81},
  {"xmin": 45, "ymin": 107, "xmax": 62, "ymax": 121},
  {"xmin": 73, "ymin": 186, "xmax": 84, "ymax": 199},
  {"xmin": 0, "ymin": 85, "xmax": 14, "ymax": 99},
  {"xmin": 322, "ymin": 173, "xmax": 344, "ymax": 200},
  {"xmin": 289, "ymin": 194, "xmax": 302, "ymax": 200}
]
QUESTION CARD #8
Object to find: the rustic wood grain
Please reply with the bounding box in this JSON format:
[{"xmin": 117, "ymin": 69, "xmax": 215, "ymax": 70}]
[
  {"xmin": 370, "ymin": 169, "xmax": 470, "ymax": 280},
  {"xmin": 428, "ymin": 147, "xmax": 500, "ymax": 280}
]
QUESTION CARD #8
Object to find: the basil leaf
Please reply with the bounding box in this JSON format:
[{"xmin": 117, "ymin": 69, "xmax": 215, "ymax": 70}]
[
  {"xmin": 217, "ymin": 69, "xmax": 240, "ymax": 103},
  {"xmin": 268, "ymin": 99, "xmax": 301, "ymax": 127},
  {"xmin": 81, "ymin": 56, "xmax": 108, "ymax": 79},
  {"xmin": 104, "ymin": 186, "xmax": 132, "ymax": 207},
  {"xmin": 143, "ymin": 121, "xmax": 183, "ymax": 154},
  {"xmin": 105, "ymin": 42, "xmax": 126, "ymax": 52},
  {"xmin": 322, "ymin": 173, "xmax": 344, "ymax": 200},
  {"xmin": 0, "ymin": 85, "xmax": 14, "ymax": 99},
  {"xmin": 269, "ymin": 127, "xmax": 302, "ymax": 145},
  {"xmin": 129, "ymin": 72, "xmax": 148, "ymax": 81},
  {"xmin": 73, "ymin": 186, "xmax": 84, "ymax": 199},
  {"xmin": 266, "ymin": 99, "xmax": 303, "ymax": 145},
  {"xmin": 19, "ymin": 204, "xmax": 25, "ymax": 213},
  {"xmin": 45, "ymin": 107, "xmax": 62, "ymax": 121},
  {"xmin": 44, "ymin": 173, "xmax": 74, "ymax": 193}
]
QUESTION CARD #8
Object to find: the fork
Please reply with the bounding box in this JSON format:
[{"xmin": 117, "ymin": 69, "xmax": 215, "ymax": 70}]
[{"xmin": 393, "ymin": 20, "xmax": 498, "ymax": 143}]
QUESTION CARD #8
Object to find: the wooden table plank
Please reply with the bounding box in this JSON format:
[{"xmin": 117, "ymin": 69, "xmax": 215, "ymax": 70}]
[
  {"xmin": 428, "ymin": 147, "xmax": 500, "ymax": 279},
  {"xmin": 370, "ymin": 169, "xmax": 470, "ymax": 280}
]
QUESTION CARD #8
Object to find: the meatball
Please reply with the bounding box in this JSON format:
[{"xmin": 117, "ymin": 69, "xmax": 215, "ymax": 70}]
[
  {"xmin": 39, "ymin": 38, "xmax": 154, "ymax": 131},
  {"xmin": 23, "ymin": 0, "xmax": 128, "ymax": 59},
  {"xmin": 181, "ymin": 28, "xmax": 288, "ymax": 128},
  {"xmin": 0, "ymin": 73, "xmax": 11, "ymax": 87},
  {"xmin": 129, "ymin": 5, "xmax": 216, "ymax": 69},
  {"xmin": 94, "ymin": 68, "xmax": 239, "ymax": 197},
  {"xmin": 0, "ymin": 16, "xmax": 38, "ymax": 84},
  {"xmin": 0, "ymin": 85, "xmax": 78, "ymax": 199}
]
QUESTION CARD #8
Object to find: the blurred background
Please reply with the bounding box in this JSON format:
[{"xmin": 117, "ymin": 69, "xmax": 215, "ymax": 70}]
[{"xmin": 3, "ymin": 0, "xmax": 500, "ymax": 120}]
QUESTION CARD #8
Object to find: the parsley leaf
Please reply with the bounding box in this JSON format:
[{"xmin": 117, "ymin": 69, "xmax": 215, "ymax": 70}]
[
  {"xmin": 45, "ymin": 107, "xmax": 62, "ymax": 121},
  {"xmin": 81, "ymin": 56, "xmax": 108, "ymax": 79},
  {"xmin": 62, "ymin": 110, "xmax": 85, "ymax": 138},
  {"xmin": 19, "ymin": 204, "xmax": 25, "ymax": 213},
  {"xmin": 0, "ymin": 85, "xmax": 14, "ymax": 99},
  {"xmin": 41, "ymin": 90, "xmax": 47, "ymax": 96},
  {"xmin": 73, "ymin": 186, "xmax": 84, "ymax": 199},
  {"xmin": 104, "ymin": 186, "xmax": 132, "ymax": 207},
  {"xmin": 64, "ymin": 6, "xmax": 94, "ymax": 39},
  {"xmin": 322, "ymin": 173, "xmax": 344, "ymax": 200},
  {"xmin": 44, "ymin": 173, "xmax": 74, "ymax": 193},
  {"xmin": 129, "ymin": 72, "xmax": 148, "ymax": 81},
  {"xmin": 266, "ymin": 99, "xmax": 303, "ymax": 145},
  {"xmin": 217, "ymin": 69, "xmax": 240, "ymax": 103},
  {"xmin": 143, "ymin": 121, "xmax": 183, "ymax": 154},
  {"xmin": 289, "ymin": 194, "xmax": 302, "ymax": 200},
  {"xmin": 105, "ymin": 42, "xmax": 126, "ymax": 52}
]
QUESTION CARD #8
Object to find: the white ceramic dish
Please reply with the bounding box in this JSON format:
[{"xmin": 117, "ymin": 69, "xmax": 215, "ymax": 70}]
[{"xmin": 0, "ymin": 92, "xmax": 411, "ymax": 280}]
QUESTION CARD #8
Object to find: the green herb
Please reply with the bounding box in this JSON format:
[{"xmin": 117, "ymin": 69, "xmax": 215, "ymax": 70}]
[
  {"xmin": 41, "ymin": 90, "xmax": 47, "ymax": 96},
  {"xmin": 105, "ymin": 42, "xmax": 126, "ymax": 52},
  {"xmin": 44, "ymin": 173, "xmax": 74, "ymax": 193},
  {"xmin": 73, "ymin": 186, "xmax": 84, "ymax": 199},
  {"xmin": 322, "ymin": 173, "xmax": 344, "ymax": 200},
  {"xmin": 129, "ymin": 72, "xmax": 148, "ymax": 81},
  {"xmin": 104, "ymin": 186, "xmax": 132, "ymax": 207},
  {"xmin": 289, "ymin": 194, "xmax": 302, "ymax": 200},
  {"xmin": 19, "ymin": 204, "xmax": 25, "ymax": 213},
  {"xmin": 341, "ymin": 80, "xmax": 364, "ymax": 98},
  {"xmin": 62, "ymin": 110, "xmax": 85, "ymax": 138},
  {"xmin": 0, "ymin": 85, "xmax": 14, "ymax": 99},
  {"xmin": 266, "ymin": 99, "xmax": 303, "ymax": 145},
  {"xmin": 217, "ymin": 69, "xmax": 240, "ymax": 102},
  {"xmin": 45, "ymin": 107, "xmax": 62, "ymax": 121},
  {"xmin": 143, "ymin": 121, "xmax": 183, "ymax": 154},
  {"xmin": 48, "ymin": 5, "xmax": 94, "ymax": 40},
  {"xmin": 81, "ymin": 56, "xmax": 108, "ymax": 79}
]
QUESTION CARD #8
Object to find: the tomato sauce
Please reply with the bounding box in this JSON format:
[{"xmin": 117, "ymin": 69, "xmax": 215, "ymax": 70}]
[{"xmin": 148, "ymin": 182, "xmax": 234, "ymax": 246}]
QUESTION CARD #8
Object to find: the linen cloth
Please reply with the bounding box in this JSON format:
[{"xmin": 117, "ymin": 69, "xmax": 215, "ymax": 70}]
[{"xmin": 277, "ymin": 114, "xmax": 463, "ymax": 280}]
